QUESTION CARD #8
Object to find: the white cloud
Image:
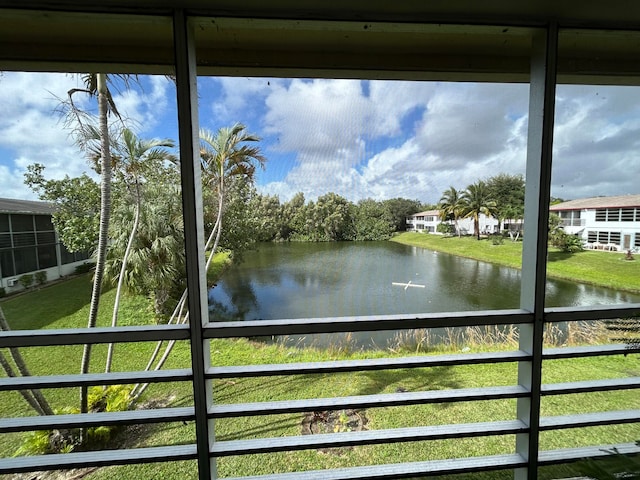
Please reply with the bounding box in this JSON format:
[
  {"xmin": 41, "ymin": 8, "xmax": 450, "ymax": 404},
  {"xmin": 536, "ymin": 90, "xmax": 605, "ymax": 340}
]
[
  {"xmin": 0, "ymin": 73, "xmax": 175, "ymax": 201},
  {"xmin": 206, "ymin": 77, "xmax": 279, "ymax": 125},
  {"xmin": 259, "ymin": 80, "xmax": 530, "ymax": 203},
  {"xmin": 0, "ymin": 73, "xmax": 91, "ymax": 199},
  {"xmin": 265, "ymin": 79, "xmax": 369, "ymax": 161},
  {"xmin": 552, "ymin": 84, "xmax": 640, "ymax": 199},
  {"xmin": 4, "ymin": 73, "xmax": 639, "ymax": 205}
]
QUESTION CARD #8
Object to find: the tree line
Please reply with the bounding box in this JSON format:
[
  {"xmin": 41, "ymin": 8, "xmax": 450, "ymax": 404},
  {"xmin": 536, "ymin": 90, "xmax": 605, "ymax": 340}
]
[
  {"xmin": 250, "ymin": 193, "xmax": 425, "ymax": 242},
  {"xmin": 248, "ymin": 174, "xmax": 527, "ymax": 243}
]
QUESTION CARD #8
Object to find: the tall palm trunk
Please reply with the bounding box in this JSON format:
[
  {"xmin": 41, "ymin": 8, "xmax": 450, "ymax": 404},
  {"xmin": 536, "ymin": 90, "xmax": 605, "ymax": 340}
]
[
  {"xmin": 80, "ymin": 73, "xmax": 112, "ymax": 427},
  {"xmin": 210, "ymin": 167, "xmax": 225, "ymax": 260},
  {"xmin": 105, "ymin": 184, "xmax": 141, "ymax": 374}
]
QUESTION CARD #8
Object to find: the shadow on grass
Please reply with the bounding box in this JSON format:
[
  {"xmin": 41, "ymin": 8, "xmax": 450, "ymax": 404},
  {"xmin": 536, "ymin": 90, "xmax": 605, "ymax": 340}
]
[
  {"xmin": 357, "ymin": 366, "xmax": 460, "ymax": 398},
  {"xmin": 216, "ymin": 415, "xmax": 301, "ymax": 441},
  {"xmin": 547, "ymin": 251, "xmax": 576, "ymax": 263}
]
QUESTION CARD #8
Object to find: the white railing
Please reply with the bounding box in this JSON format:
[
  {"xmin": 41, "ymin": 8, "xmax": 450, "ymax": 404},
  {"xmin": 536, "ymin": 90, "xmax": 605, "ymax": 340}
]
[{"xmin": 1, "ymin": 6, "xmax": 639, "ymax": 480}]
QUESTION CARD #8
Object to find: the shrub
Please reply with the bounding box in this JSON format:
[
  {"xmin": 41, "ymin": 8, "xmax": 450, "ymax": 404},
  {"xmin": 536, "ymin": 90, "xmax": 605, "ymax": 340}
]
[
  {"xmin": 18, "ymin": 274, "xmax": 34, "ymax": 289},
  {"xmin": 490, "ymin": 234, "xmax": 504, "ymax": 245},
  {"xmin": 35, "ymin": 271, "xmax": 47, "ymax": 285},
  {"xmin": 74, "ymin": 262, "xmax": 93, "ymax": 274},
  {"xmin": 0, "ymin": 287, "xmax": 5, "ymax": 298},
  {"xmin": 15, "ymin": 385, "xmax": 132, "ymax": 456},
  {"xmin": 437, "ymin": 222, "xmax": 455, "ymax": 235}
]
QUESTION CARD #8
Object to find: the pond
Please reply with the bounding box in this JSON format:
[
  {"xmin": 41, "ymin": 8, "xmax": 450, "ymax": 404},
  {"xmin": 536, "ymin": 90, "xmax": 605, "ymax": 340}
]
[{"xmin": 208, "ymin": 242, "xmax": 640, "ymax": 349}]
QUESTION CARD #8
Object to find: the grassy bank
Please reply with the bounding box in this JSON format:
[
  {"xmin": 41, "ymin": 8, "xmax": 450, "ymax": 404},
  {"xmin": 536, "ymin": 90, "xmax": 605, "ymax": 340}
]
[
  {"xmin": 392, "ymin": 232, "xmax": 640, "ymax": 293},
  {"xmin": 1, "ymin": 272, "xmax": 638, "ymax": 479}
]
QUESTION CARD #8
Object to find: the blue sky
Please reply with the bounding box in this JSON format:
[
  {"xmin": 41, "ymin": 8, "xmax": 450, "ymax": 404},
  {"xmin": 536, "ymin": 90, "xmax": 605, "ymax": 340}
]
[{"xmin": 1, "ymin": 72, "xmax": 639, "ymax": 204}]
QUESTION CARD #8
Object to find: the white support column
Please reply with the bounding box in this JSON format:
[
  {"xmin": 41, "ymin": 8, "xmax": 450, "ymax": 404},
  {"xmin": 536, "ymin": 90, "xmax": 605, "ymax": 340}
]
[
  {"xmin": 173, "ymin": 9, "xmax": 215, "ymax": 479},
  {"xmin": 516, "ymin": 23, "xmax": 558, "ymax": 480}
]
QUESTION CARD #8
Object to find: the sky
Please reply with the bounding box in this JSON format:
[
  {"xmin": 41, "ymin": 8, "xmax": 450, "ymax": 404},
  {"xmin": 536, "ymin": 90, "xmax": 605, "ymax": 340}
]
[{"xmin": 1, "ymin": 72, "xmax": 639, "ymax": 205}]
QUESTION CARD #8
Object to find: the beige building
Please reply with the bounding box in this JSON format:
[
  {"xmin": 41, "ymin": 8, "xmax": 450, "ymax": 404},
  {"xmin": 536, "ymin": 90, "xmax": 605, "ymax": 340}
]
[{"xmin": 550, "ymin": 194, "xmax": 640, "ymax": 251}]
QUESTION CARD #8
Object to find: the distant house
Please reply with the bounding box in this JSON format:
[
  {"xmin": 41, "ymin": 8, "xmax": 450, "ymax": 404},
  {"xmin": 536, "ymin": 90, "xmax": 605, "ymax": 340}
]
[
  {"xmin": 550, "ymin": 194, "xmax": 640, "ymax": 251},
  {"xmin": 406, "ymin": 209, "xmax": 500, "ymax": 235},
  {"xmin": 0, "ymin": 198, "xmax": 91, "ymax": 292}
]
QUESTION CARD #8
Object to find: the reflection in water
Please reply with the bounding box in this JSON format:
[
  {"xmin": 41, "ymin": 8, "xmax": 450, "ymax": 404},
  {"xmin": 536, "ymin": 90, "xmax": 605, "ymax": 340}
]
[{"xmin": 208, "ymin": 242, "xmax": 640, "ymax": 348}]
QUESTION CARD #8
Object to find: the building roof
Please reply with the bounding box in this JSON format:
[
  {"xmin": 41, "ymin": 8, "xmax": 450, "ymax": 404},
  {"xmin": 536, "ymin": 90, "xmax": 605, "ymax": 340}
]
[
  {"xmin": 550, "ymin": 194, "xmax": 640, "ymax": 211},
  {"xmin": 0, "ymin": 198, "xmax": 54, "ymax": 215},
  {"xmin": 410, "ymin": 210, "xmax": 440, "ymax": 217}
]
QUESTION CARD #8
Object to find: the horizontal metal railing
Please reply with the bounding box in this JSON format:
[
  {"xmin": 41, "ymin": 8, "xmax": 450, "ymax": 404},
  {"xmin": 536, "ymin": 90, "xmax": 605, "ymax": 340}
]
[
  {"xmin": 0, "ymin": 407, "xmax": 195, "ymax": 433},
  {"xmin": 209, "ymin": 385, "xmax": 530, "ymax": 418},
  {"xmin": 0, "ymin": 323, "xmax": 190, "ymax": 348},
  {"xmin": 1, "ymin": 307, "xmax": 638, "ymax": 477},
  {"xmin": 205, "ymin": 309, "xmax": 532, "ymax": 337},
  {"xmin": 225, "ymin": 453, "xmax": 528, "ymax": 480},
  {"xmin": 0, "ymin": 368, "xmax": 192, "ymax": 390},
  {"xmin": 211, "ymin": 420, "xmax": 528, "ymax": 456},
  {"xmin": 207, "ymin": 350, "xmax": 529, "ymax": 378},
  {"xmin": 0, "ymin": 445, "xmax": 198, "ymax": 475}
]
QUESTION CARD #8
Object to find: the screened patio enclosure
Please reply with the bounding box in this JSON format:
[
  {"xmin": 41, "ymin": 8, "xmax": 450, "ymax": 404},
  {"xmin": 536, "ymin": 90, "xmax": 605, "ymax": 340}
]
[{"xmin": 1, "ymin": 2, "xmax": 639, "ymax": 479}]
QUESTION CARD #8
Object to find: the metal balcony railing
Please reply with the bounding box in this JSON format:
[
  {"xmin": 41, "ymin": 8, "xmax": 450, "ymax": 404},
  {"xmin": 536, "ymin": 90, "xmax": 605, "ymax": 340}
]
[{"xmin": 1, "ymin": 5, "xmax": 640, "ymax": 480}]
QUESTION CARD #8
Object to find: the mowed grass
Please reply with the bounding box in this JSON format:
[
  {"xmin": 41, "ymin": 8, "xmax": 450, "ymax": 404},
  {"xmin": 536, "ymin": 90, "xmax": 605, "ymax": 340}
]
[
  {"xmin": 392, "ymin": 232, "xmax": 640, "ymax": 293},
  {"xmin": 0, "ymin": 259, "xmax": 638, "ymax": 478}
]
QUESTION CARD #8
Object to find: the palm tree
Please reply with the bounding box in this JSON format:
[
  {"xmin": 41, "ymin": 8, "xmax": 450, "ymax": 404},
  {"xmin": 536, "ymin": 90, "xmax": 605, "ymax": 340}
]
[
  {"xmin": 129, "ymin": 124, "xmax": 265, "ymax": 402},
  {"xmin": 200, "ymin": 123, "xmax": 266, "ymax": 262},
  {"xmin": 460, "ymin": 181, "xmax": 497, "ymax": 240},
  {"xmin": 103, "ymin": 129, "xmax": 174, "ymax": 374},
  {"xmin": 439, "ymin": 186, "xmax": 465, "ymax": 237},
  {"xmin": 66, "ymin": 73, "xmax": 134, "ymax": 433}
]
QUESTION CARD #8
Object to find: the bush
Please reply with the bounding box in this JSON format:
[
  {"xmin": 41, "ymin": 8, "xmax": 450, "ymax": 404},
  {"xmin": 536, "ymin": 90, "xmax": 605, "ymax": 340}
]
[
  {"xmin": 18, "ymin": 274, "xmax": 34, "ymax": 289},
  {"xmin": 15, "ymin": 385, "xmax": 132, "ymax": 456},
  {"xmin": 35, "ymin": 271, "xmax": 47, "ymax": 285},
  {"xmin": 74, "ymin": 262, "xmax": 93, "ymax": 274},
  {"xmin": 490, "ymin": 234, "xmax": 504, "ymax": 245},
  {"xmin": 552, "ymin": 232, "xmax": 584, "ymax": 253},
  {"xmin": 0, "ymin": 287, "xmax": 5, "ymax": 298},
  {"xmin": 437, "ymin": 222, "xmax": 455, "ymax": 235}
]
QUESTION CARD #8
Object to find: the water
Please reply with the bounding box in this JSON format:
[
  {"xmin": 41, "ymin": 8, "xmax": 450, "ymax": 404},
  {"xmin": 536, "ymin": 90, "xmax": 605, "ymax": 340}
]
[{"xmin": 208, "ymin": 242, "xmax": 640, "ymax": 348}]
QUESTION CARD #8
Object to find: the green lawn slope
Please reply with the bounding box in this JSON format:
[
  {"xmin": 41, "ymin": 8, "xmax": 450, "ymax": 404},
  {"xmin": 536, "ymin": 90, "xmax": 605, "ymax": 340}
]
[{"xmin": 392, "ymin": 232, "xmax": 640, "ymax": 293}]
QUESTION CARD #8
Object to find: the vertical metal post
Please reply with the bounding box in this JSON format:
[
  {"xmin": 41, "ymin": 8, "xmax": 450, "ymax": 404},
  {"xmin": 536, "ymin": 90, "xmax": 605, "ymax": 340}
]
[
  {"xmin": 173, "ymin": 9, "xmax": 215, "ymax": 479},
  {"xmin": 516, "ymin": 23, "xmax": 558, "ymax": 480}
]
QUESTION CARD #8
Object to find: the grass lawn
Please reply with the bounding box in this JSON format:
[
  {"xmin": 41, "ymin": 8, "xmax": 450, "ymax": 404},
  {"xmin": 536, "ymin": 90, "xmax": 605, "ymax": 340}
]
[
  {"xmin": 0, "ymin": 256, "xmax": 638, "ymax": 479},
  {"xmin": 391, "ymin": 232, "xmax": 640, "ymax": 293}
]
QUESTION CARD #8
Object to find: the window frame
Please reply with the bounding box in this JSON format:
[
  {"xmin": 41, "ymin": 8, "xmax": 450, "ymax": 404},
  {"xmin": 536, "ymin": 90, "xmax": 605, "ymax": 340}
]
[{"xmin": 1, "ymin": 7, "xmax": 639, "ymax": 480}]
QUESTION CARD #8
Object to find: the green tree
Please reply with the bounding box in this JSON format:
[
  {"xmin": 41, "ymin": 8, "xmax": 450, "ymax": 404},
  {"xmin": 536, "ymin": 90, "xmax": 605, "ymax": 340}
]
[
  {"xmin": 217, "ymin": 179, "xmax": 260, "ymax": 261},
  {"xmin": 285, "ymin": 192, "xmax": 307, "ymax": 240},
  {"xmin": 200, "ymin": 123, "xmax": 266, "ymax": 258},
  {"xmin": 24, "ymin": 164, "xmax": 100, "ymax": 252},
  {"xmin": 64, "ymin": 73, "xmax": 128, "ymax": 424},
  {"xmin": 354, "ymin": 198, "xmax": 395, "ymax": 241},
  {"xmin": 382, "ymin": 198, "xmax": 424, "ymax": 232},
  {"xmin": 548, "ymin": 213, "xmax": 583, "ymax": 253},
  {"xmin": 460, "ymin": 181, "xmax": 497, "ymax": 240},
  {"xmin": 485, "ymin": 173, "xmax": 525, "ymax": 233},
  {"xmin": 250, "ymin": 193, "xmax": 282, "ymax": 242},
  {"xmin": 102, "ymin": 128, "xmax": 174, "ymax": 374},
  {"xmin": 130, "ymin": 125, "xmax": 265, "ymax": 401},
  {"xmin": 439, "ymin": 186, "xmax": 465, "ymax": 237},
  {"xmin": 307, "ymin": 193, "xmax": 355, "ymax": 241},
  {"xmin": 107, "ymin": 179, "xmax": 185, "ymax": 319}
]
